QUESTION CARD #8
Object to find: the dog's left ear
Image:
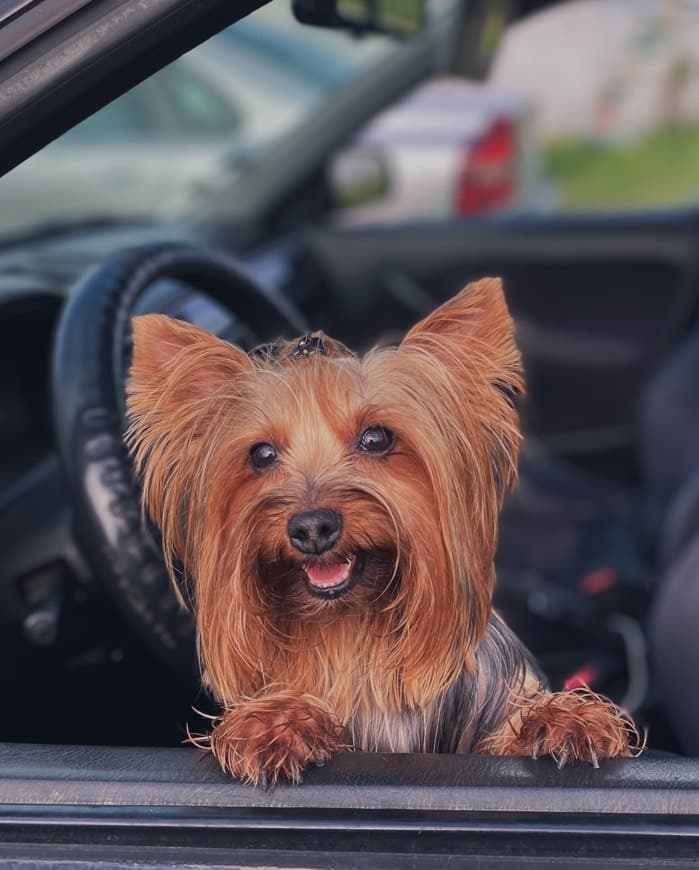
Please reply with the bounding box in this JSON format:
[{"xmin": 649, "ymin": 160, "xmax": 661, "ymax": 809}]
[{"xmin": 400, "ymin": 277, "xmax": 522, "ymax": 402}]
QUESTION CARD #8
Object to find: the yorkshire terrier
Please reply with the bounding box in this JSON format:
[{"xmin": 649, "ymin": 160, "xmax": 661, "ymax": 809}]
[{"xmin": 127, "ymin": 277, "xmax": 639, "ymax": 785}]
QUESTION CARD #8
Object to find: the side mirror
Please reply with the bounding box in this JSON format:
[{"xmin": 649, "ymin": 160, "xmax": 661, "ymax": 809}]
[{"xmin": 292, "ymin": 0, "xmax": 426, "ymax": 38}]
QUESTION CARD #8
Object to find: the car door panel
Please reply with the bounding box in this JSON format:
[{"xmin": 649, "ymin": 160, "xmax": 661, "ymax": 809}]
[{"xmin": 0, "ymin": 742, "xmax": 695, "ymax": 868}]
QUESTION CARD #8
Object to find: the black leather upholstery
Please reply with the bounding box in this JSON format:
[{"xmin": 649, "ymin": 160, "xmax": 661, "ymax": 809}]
[
  {"xmin": 0, "ymin": 744, "xmax": 697, "ymax": 867},
  {"xmin": 0, "ymin": 742, "xmax": 694, "ymax": 814},
  {"xmin": 0, "ymin": 745, "xmax": 699, "ymax": 870},
  {"xmin": 651, "ymin": 536, "xmax": 699, "ymax": 756},
  {"xmin": 640, "ymin": 326, "xmax": 699, "ymax": 497},
  {"xmin": 659, "ymin": 467, "xmax": 699, "ymax": 569},
  {"xmin": 643, "ymin": 328, "xmax": 699, "ymax": 755}
]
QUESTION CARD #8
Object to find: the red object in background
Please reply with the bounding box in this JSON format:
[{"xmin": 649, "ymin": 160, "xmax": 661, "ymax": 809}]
[
  {"xmin": 564, "ymin": 663, "xmax": 601, "ymax": 692},
  {"xmin": 455, "ymin": 117, "xmax": 518, "ymax": 215},
  {"xmin": 578, "ymin": 566, "xmax": 618, "ymax": 597}
]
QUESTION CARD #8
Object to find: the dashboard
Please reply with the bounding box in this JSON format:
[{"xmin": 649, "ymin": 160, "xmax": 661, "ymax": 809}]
[{"xmin": 0, "ymin": 292, "xmax": 59, "ymax": 492}]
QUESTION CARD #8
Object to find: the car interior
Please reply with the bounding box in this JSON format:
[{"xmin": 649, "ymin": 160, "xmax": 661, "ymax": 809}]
[{"xmin": 0, "ymin": 0, "xmax": 699, "ymax": 866}]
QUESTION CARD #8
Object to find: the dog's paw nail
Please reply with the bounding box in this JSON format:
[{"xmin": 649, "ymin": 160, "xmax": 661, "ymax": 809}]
[
  {"xmin": 556, "ymin": 744, "xmax": 571, "ymax": 770},
  {"xmin": 589, "ymin": 746, "xmax": 600, "ymax": 769},
  {"xmin": 531, "ymin": 739, "xmax": 541, "ymax": 760}
]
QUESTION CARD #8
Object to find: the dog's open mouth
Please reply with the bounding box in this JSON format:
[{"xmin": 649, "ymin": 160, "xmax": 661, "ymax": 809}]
[{"xmin": 302, "ymin": 553, "xmax": 362, "ymax": 599}]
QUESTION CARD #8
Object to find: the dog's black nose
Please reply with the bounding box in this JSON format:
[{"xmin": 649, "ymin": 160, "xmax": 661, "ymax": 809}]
[{"xmin": 287, "ymin": 508, "xmax": 342, "ymax": 555}]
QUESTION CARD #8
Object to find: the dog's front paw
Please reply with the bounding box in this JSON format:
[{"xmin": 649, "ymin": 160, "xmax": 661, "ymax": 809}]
[
  {"xmin": 204, "ymin": 691, "xmax": 349, "ymax": 786},
  {"xmin": 479, "ymin": 689, "xmax": 642, "ymax": 768}
]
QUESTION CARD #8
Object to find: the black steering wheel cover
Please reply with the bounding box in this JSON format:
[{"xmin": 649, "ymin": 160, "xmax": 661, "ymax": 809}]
[{"xmin": 53, "ymin": 243, "xmax": 305, "ymax": 675}]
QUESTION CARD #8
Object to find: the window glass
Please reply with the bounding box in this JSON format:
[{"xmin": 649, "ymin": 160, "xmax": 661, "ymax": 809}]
[
  {"xmin": 60, "ymin": 90, "xmax": 154, "ymax": 143},
  {"xmin": 5, "ymin": 0, "xmax": 698, "ymax": 236},
  {"xmin": 0, "ymin": 0, "xmax": 398, "ymax": 233},
  {"xmin": 156, "ymin": 65, "xmax": 241, "ymax": 134}
]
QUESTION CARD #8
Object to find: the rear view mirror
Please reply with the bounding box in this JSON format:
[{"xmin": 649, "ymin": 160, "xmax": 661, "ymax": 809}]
[{"xmin": 292, "ymin": 0, "xmax": 426, "ymax": 38}]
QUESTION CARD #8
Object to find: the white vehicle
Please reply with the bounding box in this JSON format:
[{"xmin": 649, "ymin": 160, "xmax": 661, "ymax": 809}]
[{"xmin": 332, "ymin": 77, "xmax": 551, "ymax": 225}]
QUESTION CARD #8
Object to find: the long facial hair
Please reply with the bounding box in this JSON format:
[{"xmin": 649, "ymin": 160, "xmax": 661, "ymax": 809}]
[{"xmin": 126, "ymin": 278, "xmax": 524, "ymax": 727}]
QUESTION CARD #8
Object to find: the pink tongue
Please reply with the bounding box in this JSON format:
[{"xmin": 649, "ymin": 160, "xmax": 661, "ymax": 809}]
[{"xmin": 304, "ymin": 561, "xmax": 349, "ymax": 588}]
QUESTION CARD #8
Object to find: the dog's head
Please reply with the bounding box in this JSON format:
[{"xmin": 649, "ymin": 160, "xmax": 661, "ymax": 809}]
[{"xmin": 127, "ymin": 278, "xmax": 523, "ymax": 704}]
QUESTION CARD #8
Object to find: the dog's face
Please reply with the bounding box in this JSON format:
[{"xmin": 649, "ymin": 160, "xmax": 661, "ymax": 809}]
[
  {"xmin": 242, "ymin": 352, "xmax": 409, "ymax": 614},
  {"xmin": 127, "ymin": 278, "xmax": 523, "ymax": 703}
]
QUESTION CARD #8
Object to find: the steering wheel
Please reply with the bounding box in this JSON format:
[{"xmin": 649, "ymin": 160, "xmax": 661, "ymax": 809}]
[{"xmin": 52, "ymin": 243, "xmax": 306, "ymax": 676}]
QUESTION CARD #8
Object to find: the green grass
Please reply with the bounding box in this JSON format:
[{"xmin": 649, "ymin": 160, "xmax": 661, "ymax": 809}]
[{"xmin": 544, "ymin": 123, "xmax": 699, "ymax": 211}]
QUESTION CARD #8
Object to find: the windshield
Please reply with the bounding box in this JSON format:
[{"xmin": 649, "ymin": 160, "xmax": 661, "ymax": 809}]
[
  {"xmin": 0, "ymin": 2, "xmax": 398, "ymax": 236},
  {"xmin": 2, "ymin": 0, "xmax": 699, "ymax": 238}
]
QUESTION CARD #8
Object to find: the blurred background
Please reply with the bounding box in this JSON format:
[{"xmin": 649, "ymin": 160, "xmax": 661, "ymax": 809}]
[{"xmin": 5, "ymin": 0, "xmax": 699, "ymax": 231}]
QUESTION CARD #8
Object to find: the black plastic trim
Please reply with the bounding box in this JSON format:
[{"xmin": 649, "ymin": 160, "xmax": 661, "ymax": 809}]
[
  {"xmin": 0, "ymin": 743, "xmax": 697, "ymax": 813},
  {"xmin": 0, "ymin": 745, "xmax": 697, "ymax": 866},
  {"xmin": 0, "ymin": 0, "xmax": 94, "ymax": 64},
  {"xmin": 0, "ymin": 0, "xmax": 267, "ymax": 176},
  {"xmin": 0, "ymin": 0, "xmax": 43, "ymax": 26}
]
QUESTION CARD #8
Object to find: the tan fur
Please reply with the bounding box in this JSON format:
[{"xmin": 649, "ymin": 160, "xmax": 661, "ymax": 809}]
[
  {"xmin": 480, "ymin": 688, "xmax": 641, "ymax": 765},
  {"xmin": 126, "ymin": 278, "xmax": 638, "ymax": 784},
  {"xmin": 201, "ymin": 691, "xmax": 350, "ymax": 785}
]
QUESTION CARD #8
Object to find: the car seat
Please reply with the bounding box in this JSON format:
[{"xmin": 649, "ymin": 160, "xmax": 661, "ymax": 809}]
[
  {"xmin": 497, "ymin": 324, "xmax": 699, "ymax": 723},
  {"xmin": 645, "ymin": 328, "xmax": 699, "ymax": 755}
]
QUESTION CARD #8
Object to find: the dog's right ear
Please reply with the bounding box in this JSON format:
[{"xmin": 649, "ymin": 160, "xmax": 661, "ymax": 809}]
[{"xmin": 128, "ymin": 314, "xmax": 251, "ymax": 407}]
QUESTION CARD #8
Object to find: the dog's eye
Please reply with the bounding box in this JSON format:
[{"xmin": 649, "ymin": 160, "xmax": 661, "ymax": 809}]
[
  {"xmin": 358, "ymin": 426, "xmax": 395, "ymax": 456},
  {"xmin": 249, "ymin": 442, "xmax": 278, "ymax": 471}
]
